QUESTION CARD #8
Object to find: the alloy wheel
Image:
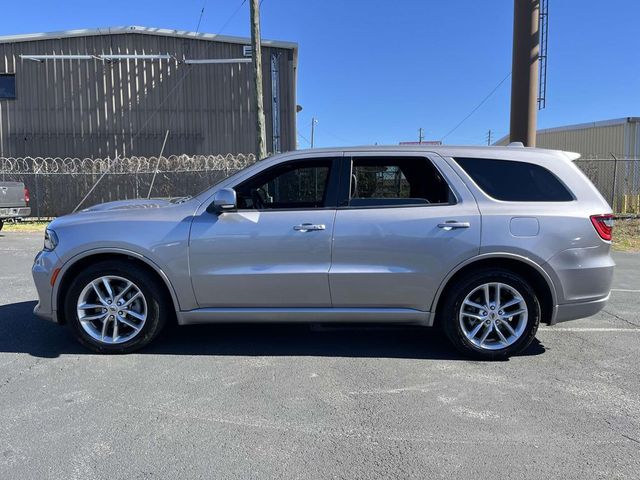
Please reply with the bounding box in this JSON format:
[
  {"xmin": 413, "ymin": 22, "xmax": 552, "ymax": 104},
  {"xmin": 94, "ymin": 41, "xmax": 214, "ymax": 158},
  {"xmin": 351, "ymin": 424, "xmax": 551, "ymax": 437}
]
[
  {"xmin": 458, "ymin": 282, "xmax": 528, "ymax": 351},
  {"xmin": 76, "ymin": 275, "xmax": 148, "ymax": 344}
]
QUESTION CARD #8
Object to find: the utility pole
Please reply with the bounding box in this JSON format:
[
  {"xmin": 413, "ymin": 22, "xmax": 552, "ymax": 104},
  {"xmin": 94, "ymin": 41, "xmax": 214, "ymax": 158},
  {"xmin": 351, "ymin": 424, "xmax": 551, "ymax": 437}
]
[
  {"xmin": 250, "ymin": 0, "xmax": 267, "ymax": 159},
  {"xmin": 487, "ymin": 129, "xmax": 492, "ymax": 146},
  {"xmin": 310, "ymin": 117, "xmax": 317, "ymax": 148},
  {"xmin": 418, "ymin": 127, "xmax": 424, "ymax": 144},
  {"xmin": 509, "ymin": 0, "xmax": 540, "ymax": 147}
]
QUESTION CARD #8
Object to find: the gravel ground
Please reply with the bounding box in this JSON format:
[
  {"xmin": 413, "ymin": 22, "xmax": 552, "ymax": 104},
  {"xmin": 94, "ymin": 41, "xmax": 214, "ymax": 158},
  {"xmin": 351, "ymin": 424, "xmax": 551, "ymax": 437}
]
[{"xmin": 0, "ymin": 232, "xmax": 638, "ymax": 479}]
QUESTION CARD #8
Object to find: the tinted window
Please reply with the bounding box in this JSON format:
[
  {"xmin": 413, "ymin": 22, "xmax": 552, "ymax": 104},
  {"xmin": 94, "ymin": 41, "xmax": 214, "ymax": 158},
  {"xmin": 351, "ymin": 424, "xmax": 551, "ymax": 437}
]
[
  {"xmin": 454, "ymin": 157, "xmax": 573, "ymax": 202},
  {"xmin": 236, "ymin": 160, "xmax": 332, "ymax": 210},
  {"xmin": 350, "ymin": 157, "xmax": 453, "ymax": 207},
  {"xmin": 0, "ymin": 74, "xmax": 16, "ymax": 99}
]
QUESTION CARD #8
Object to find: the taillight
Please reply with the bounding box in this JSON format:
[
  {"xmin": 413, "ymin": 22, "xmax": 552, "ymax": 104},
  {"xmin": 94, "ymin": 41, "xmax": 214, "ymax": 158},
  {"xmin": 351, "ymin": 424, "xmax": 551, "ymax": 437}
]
[
  {"xmin": 24, "ymin": 187, "xmax": 30, "ymax": 204},
  {"xmin": 590, "ymin": 214, "xmax": 614, "ymax": 241}
]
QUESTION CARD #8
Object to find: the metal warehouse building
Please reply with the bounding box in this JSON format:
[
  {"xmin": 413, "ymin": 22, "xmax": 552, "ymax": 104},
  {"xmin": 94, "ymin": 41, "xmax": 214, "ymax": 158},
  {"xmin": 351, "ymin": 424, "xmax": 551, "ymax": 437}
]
[
  {"xmin": 497, "ymin": 117, "xmax": 640, "ymax": 159},
  {"xmin": 0, "ymin": 26, "xmax": 298, "ymax": 157}
]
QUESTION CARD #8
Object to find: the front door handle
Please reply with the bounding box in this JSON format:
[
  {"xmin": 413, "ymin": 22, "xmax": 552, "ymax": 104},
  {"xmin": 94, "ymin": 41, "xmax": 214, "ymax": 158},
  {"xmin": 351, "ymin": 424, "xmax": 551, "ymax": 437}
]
[
  {"xmin": 293, "ymin": 223, "xmax": 326, "ymax": 232},
  {"xmin": 437, "ymin": 221, "xmax": 470, "ymax": 230}
]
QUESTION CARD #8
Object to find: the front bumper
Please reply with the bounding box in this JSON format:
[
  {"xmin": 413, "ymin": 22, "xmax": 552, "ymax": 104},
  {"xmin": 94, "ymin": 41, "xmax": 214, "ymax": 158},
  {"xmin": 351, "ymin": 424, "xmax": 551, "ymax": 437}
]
[
  {"xmin": 0, "ymin": 206, "xmax": 31, "ymax": 219},
  {"xmin": 32, "ymin": 249, "xmax": 61, "ymax": 323}
]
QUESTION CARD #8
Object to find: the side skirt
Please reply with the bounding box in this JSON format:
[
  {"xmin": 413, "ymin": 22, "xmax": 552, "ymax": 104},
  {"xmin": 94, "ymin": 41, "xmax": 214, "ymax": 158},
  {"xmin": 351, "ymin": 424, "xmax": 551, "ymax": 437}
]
[{"xmin": 177, "ymin": 308, "xmax": 432, "ymax": 326}]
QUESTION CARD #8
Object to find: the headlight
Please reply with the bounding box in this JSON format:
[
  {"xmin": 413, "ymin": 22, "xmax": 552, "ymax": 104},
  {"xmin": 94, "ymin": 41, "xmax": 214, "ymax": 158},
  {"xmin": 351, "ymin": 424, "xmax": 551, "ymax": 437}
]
[{"xmin": 44, "ymin": 229, "xmax": 58, "ymax": 251}]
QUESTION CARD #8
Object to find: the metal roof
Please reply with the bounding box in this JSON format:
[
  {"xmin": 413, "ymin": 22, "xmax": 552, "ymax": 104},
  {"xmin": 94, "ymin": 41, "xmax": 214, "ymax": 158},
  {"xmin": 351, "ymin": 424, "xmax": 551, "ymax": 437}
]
[
  {"xmin": 0, "ymin": 25, "xmax": 298, "ymax": 51},
  {"xmin": 495, "ymin": 117, "xmax": 640, "ymax": 144},
  {"xmin": 536, "ymin": 117, "xmax": 640, "ymax": 135}
]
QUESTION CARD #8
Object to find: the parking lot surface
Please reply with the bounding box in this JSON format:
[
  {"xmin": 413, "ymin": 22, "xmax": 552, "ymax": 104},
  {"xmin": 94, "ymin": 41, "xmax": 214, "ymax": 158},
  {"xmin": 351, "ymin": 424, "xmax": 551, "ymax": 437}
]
[{"xmin": 1, "ymin": 232, "xmax": 639, "ymax": 479}]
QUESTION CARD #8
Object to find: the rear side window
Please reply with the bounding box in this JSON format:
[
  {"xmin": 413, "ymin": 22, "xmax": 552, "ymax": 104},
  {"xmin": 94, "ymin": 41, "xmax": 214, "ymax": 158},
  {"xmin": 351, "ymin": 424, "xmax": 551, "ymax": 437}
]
[
  {"xmin": 349, "ymin": 156, "xmax": 454, "ymax": 207},
  {"xmin": 454, "ymin": 157, "xmax": 573, "ymax": 202}
]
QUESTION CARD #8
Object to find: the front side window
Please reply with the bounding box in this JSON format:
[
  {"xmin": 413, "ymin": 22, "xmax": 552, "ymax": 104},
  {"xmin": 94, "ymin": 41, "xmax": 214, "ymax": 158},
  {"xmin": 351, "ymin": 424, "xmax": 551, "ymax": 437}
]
[
  {"xmin": 349, "ymin": 156, "xmax": 454, "ymax": 207},
  {"xmin": 236, "ymin": 160, "xmax": 333, "ymax": 210},
  {"xmin": 0, "ymin": 74, "xmax": 16, "ymax": 99},
  {"xmin": 453, "ymin": 157, "xmax": 573, "ymax": 202}
]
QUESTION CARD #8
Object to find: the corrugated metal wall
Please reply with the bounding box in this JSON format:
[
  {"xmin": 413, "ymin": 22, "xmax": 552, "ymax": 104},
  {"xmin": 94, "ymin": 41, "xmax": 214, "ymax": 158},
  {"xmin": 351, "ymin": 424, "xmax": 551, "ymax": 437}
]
[
  {"xmin": 0, "ymin": 32, "xmax": 296, "ymax": 157},
  {"xmin": 535, "ymin": 123, "xmax": 627, "ymax": 158},
  {"xmin": 496, "ymin": 118, "xmax": 639, "ymax": 159}
]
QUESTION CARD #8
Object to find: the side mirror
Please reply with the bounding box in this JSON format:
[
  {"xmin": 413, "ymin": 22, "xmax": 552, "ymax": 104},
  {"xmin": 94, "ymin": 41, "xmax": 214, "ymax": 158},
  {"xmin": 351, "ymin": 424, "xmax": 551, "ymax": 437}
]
[{"xmin": 210, "ymin": 188, "xmax": 237, "ymax": 214}]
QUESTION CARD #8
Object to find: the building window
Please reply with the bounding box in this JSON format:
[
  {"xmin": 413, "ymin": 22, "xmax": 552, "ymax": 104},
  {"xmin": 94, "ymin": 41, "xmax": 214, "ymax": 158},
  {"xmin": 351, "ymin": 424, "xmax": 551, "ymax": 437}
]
[{"xmin": 0, "ymin": 74, "xmax": 16, "ymax": 99}]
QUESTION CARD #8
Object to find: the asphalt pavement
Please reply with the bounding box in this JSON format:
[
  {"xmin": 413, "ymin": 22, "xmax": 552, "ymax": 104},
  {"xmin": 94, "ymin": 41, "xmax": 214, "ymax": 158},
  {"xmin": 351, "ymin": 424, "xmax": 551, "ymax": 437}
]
[{"xmin": 0, "ymin": 232, "xmax": 638, "ymax": 479}]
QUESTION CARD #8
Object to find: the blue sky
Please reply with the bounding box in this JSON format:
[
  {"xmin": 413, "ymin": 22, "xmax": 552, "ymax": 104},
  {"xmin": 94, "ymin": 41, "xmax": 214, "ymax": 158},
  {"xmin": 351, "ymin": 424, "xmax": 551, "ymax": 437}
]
[{"xmin": 1, "ymin": 0, "xmax": 639, "ymax": 148}]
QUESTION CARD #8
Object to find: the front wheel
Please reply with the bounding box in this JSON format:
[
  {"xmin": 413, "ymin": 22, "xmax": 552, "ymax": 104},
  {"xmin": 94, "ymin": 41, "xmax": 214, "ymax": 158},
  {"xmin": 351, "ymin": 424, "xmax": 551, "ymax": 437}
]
[
  {"xmin": 64, "ymin": 260, "xmax": 169, "ymax": 353},
  {"xmin": 441, "ymin": 269, "xmax": 540, "ymax": 360}
]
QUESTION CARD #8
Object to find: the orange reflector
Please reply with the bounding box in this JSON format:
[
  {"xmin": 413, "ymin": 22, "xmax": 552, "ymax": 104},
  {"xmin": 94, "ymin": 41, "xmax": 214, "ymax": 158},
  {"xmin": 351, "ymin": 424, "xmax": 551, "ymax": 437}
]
[{"xmin": 50, "ymin": 268, "xmax": 61, "ymax": 287}]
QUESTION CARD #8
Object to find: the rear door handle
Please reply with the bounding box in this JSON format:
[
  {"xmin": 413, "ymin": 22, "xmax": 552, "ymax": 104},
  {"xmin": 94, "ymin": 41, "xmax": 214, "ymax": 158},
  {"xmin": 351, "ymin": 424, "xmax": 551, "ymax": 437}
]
[
  {"xmin": 293, "ymin": 223, "xmax": 326, "ymax": 232},
  {"xmin": 437, "ymin": 221, "xmax": 470, "ymax": 230}
]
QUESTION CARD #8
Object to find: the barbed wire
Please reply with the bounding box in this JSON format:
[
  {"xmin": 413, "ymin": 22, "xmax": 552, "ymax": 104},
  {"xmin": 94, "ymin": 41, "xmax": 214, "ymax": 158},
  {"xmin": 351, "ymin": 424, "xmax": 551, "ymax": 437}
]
[{"xmin": 0, "ymin": 154, "xmax": 257, "ymax": 175}]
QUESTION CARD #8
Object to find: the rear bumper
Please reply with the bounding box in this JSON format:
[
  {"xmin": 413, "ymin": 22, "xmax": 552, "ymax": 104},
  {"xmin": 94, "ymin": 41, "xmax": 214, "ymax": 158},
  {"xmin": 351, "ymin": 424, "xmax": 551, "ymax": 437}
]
[
  {"xmin": 543, "ymin": 243, "xmax": 614, "ymax": 326},
  {"xmin": 546, "ymin": 246, "xmax": 615, "ymax": 301},
  {"xmin": 0, "ymin": 206, "xmax": 31, "ymax": 219},
  {"xmin": 551, "ymin": 294, "xmax": 610, "ymax": 325}
]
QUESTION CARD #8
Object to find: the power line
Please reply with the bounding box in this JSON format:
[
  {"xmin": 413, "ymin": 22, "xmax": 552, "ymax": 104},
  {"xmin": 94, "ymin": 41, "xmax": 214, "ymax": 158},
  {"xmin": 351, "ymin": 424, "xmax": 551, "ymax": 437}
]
[
  {"xmin": 195, "ymin": 1, "xmax": 208, "ymax": 34},
  {"xmin": 313, "ymin": 120, "xmax": 352, "ymax": 145},
  {"xmin": 130, "ymin": 0, "xmax": 247, "ymax": 149},
  {"xmin": 441, "ymin": 72, "xmax": 511, "ymax": 142},
  {"xmin": 297, "ymin": 131, "xmax": 311, "ymax": 146},
  {"xmin": 218, "ymin": 0, "xmax": 247, "ymax": 34},
  {"xmin": 322, "ymin": 130, "xmax": 351, "ymax": 145}
]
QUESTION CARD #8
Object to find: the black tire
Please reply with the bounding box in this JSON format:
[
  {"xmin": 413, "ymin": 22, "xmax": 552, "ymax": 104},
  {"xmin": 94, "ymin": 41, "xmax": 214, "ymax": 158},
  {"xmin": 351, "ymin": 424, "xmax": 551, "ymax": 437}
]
[
  {"xmin": 441, "ymin": 269, "xmax": 540, "ymax": 360},
  {"xmin": 0, "ymin": 219, "xmax": 4, "ymax": 232},
  {"xmin": 64, "ymin": 260, "xmax": 170, "ymax": 354}
]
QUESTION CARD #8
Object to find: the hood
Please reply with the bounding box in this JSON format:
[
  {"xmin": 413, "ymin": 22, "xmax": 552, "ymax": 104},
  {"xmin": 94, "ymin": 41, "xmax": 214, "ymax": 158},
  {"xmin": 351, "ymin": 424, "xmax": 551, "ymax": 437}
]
[
  {"xmin": 81, "ymin": 198, "xmax": 187, "ymax": 212},
  {"xmin": 48, "ymin": 196, "xmax": 197, "ymax": 231}
]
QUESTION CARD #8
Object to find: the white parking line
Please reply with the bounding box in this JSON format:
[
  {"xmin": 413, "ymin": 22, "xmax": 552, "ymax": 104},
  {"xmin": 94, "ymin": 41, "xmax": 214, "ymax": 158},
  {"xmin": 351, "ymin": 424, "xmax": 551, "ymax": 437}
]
[
  {"xmin": 539, "ymin": 327, "xmax": 640, "ymax": 332},
  {"xmin": 610, "ymin": 289, "xmax": 640, "ymax": 293}
]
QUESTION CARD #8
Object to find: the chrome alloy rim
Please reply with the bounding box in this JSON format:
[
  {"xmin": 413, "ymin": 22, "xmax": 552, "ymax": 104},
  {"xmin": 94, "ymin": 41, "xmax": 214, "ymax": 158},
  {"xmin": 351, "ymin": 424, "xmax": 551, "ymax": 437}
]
[
  {"xmin": 76, "ymin": 276, "xmax": 147, "ymax": 344},
  {"xmin": 458, "ymin": 282, "xmax": 528, "ymax": 351}
]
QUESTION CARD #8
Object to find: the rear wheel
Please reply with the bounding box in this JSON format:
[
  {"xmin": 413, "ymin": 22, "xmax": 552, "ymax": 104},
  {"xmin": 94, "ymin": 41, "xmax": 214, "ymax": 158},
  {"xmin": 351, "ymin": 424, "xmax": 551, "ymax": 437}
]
[
  {"xmin": 441, "ymin": 269, "xmax": 540, "ymax": 360},
  {"xmin": 64, "ymin": 260, "xmax": 169, "ymax": 353}
]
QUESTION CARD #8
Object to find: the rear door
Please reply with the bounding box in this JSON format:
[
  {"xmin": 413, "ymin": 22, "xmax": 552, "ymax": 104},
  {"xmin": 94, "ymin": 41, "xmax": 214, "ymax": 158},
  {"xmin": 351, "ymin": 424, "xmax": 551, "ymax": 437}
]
[{"xmin": 329, "ymin": 152, "xmax": 481, "ymax": 311}]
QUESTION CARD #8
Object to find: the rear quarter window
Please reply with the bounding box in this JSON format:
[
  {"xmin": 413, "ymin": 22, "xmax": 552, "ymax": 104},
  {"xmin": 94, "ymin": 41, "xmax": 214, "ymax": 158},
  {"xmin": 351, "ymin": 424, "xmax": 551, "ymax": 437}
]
[{"xmin": 453, "ymin": 157, "xmax": 574, "ymax": 202}]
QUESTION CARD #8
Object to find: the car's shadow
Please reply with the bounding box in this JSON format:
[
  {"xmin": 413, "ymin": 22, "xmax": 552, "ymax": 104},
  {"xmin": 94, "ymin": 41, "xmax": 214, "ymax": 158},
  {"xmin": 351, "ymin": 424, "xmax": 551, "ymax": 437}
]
[{"xmin": 0, "ymin": 301, "xmax": 546, "ymax": 360}]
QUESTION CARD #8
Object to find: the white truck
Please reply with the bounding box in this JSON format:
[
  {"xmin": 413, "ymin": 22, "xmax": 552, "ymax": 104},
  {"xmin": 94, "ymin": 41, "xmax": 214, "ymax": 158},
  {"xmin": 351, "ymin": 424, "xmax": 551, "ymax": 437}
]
[{"xmin": 0, "ymin": 181, "xmax": 31, "ymax": 231}]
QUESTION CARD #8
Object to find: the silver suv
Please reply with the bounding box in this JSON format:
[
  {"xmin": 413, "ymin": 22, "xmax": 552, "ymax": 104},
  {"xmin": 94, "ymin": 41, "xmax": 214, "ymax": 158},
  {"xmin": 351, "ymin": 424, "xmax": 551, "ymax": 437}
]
[{"xmin": 32, "ymin": 146, "xmax": 615, "ymax": 359}]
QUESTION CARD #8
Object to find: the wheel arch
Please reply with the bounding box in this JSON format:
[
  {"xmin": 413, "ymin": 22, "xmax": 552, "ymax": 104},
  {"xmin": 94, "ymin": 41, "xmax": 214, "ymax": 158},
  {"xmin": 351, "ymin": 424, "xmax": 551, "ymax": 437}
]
[
  {"xmin": 431, "ymin": 253, "xmax": 557, "ymax": 326},
  {"xmin": 53, "ymin": 249, "xmax": 180, "ymax": 325}
]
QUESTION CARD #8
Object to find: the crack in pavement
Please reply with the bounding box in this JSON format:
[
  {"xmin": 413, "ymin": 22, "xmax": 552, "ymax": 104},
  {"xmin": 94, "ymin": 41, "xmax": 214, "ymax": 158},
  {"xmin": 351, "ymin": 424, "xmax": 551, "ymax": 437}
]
[
  {"xmin": 601, "ymin": 309, "xmax": 640, "ymax": 328},
  {"xmin": 621, "ymin": 434, "xmax": 640, "ymax": 445}
]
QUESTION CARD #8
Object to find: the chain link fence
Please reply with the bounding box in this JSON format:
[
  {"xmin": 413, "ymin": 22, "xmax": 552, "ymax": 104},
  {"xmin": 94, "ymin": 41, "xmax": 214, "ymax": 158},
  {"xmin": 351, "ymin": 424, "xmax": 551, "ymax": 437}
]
[
  {"xmin": 574, "ymin": 158, "xmax": 640, "ymax": 214},
  {"xmin": 0, "ymin": 155, "xmax": 257, "ymax": 217},
  {"xmin": 0, "ymin": 155, "xmax": 638, "ymax": 217}
]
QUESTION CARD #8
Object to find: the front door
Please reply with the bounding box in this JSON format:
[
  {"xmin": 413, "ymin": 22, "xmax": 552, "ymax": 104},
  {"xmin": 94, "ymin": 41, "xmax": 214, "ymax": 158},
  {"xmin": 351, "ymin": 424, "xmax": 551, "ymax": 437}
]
[
  {"xmin": 189, "ymin": 157, "xmax": 340, "ymax": 308},
  {"xmin": 329, "ymin": 153, "xmax": 481, "ymax": 311}
]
